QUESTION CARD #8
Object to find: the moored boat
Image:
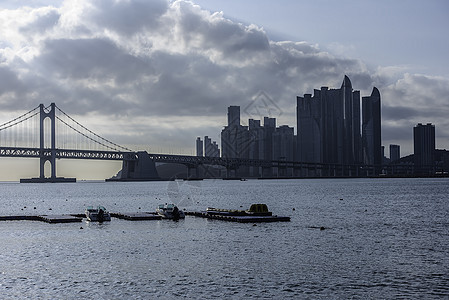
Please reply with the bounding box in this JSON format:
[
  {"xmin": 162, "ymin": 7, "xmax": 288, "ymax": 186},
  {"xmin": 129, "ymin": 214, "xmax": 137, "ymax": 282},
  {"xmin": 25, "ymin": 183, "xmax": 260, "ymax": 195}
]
[
  {"xmin": 85, "ymin": 206, "xmax": 111, "ymax": 222},
  {"xmin": 156, "ymin": 203, "xmax": 185, "ymax": 219}
]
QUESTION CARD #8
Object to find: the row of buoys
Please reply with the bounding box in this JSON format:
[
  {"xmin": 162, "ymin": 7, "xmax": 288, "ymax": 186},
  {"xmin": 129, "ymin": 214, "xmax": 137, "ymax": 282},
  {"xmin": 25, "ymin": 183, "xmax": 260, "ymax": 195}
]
[{"xmin": 21, "ymin": 206, "xmax": 50, "ymax": 210}]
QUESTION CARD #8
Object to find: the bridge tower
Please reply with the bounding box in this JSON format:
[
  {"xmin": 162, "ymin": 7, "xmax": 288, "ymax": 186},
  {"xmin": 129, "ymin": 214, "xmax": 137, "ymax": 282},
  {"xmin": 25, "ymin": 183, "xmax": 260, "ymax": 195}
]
[
  {"xmin": 21, "ymin": 103, "xmax": 75, "ymax": 183},
  {"xmin": 39, "ymin": 103, "xmax": 56, "ymax": 180}
]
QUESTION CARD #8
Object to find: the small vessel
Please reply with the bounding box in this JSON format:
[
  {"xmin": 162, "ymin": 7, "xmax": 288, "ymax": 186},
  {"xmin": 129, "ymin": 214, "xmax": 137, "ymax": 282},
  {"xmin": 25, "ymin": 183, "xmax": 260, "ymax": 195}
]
[
  {"xmin": 85, "ymin": 206, "xmax": 111, "ymax": 222},
  {"xmin": 156, "ymin": 203, "xmax": 185, "ymax": 219}
]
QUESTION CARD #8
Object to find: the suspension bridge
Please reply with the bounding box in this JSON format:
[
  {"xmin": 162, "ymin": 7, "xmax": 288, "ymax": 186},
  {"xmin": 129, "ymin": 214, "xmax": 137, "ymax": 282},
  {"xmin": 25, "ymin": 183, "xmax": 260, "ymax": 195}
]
[{"xmin": 0, "ymin": 103, "xmax": 414, "ymax": 182}]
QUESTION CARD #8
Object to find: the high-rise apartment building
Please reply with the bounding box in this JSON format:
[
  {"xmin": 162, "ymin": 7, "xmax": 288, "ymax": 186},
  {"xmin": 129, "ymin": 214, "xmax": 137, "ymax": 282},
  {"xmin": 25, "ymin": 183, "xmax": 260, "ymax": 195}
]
[
  {"xmin": 262, "ymin": 117, "xmax": 276, "ymax": 162},
  {"xmin": 413, "ymin": 123, "xmax": 435, "ymax": 173},
  {"xmin": 296, "ymin": 75, "xmax": 364, "ymax": 165},
  {"xmin": 227, "ymin": 106, "xmax": 240, "ymax": 127},
  {"xmin": 362, "ymin": 87, "xmax": 382, "ymax": 166},
  {"xmin": 204, "ymin": 136, "xmax": 220, "ymax": 157},
  {"xmin": 389, "ymin": 144, "xmax": 400, "ymax": 162},
  {"xmin": 221, "ymin": 106, "xmax": 249, "ymax": 159},
  {"xmin": 272, "ymin": 125, "xmax": 294, "ymax": 161},
  {"xmin": 196, "ymin": 137, "xmax": 203, "ymax": 157}
]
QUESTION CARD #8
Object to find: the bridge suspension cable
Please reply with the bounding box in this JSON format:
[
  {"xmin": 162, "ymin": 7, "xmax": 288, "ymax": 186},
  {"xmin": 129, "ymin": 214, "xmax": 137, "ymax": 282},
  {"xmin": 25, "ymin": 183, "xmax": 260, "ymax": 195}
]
[
  {"xmin": 54, "ymin": 105, "xmax": 132, "ymax": 152},
  {"xmin": 0, "ymin": 106, "xmax": 40, "ymax": 148},
  {"xmin": 0, "ymin": 103, "xmax": 134, "ymax": 152},
  {"xmin": 0, "ymin": 106, "xmax": 40, "ymax": 131}
]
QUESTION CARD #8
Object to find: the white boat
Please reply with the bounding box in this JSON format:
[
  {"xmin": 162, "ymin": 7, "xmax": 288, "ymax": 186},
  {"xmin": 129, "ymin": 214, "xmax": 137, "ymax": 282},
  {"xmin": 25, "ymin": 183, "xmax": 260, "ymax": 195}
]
[
  {"xmin": 156, "ymin": 203, "xmax": 185, "ymax": 219},
  {"xmin": 85, "ymin": 206, "xmax": 111, "ymax": 222}
]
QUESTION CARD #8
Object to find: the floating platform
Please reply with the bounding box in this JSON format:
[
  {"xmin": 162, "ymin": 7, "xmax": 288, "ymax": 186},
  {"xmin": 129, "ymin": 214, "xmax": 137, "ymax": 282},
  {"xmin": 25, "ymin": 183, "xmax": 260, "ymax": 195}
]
[
  {"xmin": 38, "ymin": 215, "xmax": 82, "ymax": 223},
  {"xmin": 0, "ymin": 215, "xmax": 40, "ymax": 221},
  {"xmin": 20, "ymin": 177, "xmax": 76, "ymax": 183},
  {"xmin": 111, "ymin": 212, "xmax": 162, "ymax": 221},
  {"xmin": 0, "ymin": 215, "xmax": 82, "ymax": 223},
  {"xmin": 185, "ymin": 211, "xmax": 290, "ymax": 223}
]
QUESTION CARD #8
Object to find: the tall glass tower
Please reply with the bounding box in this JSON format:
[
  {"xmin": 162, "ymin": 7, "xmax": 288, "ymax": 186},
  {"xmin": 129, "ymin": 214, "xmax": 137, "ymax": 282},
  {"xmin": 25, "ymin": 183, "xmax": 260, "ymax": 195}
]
[
  {"xmin": 296, "ymin": 75, "xmax": 363, "ymax": 165},
  {"xmin": 362, "ymin": 87, "xmax": 382, "ymax": 167}
]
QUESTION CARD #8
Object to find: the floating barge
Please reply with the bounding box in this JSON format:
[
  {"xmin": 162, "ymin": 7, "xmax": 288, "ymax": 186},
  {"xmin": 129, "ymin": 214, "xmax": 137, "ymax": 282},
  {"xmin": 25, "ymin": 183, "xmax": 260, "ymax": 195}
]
[
  {"xmin": 111, "ymin": 212, "xmax": 162, "ymax": 221},
  {"xmin": 186, "ymin": 204, "xmax": 290, "ymax": 223},
  {"xmin": 0, "ymin": 212, "xmax": 161, "ymax": 223},
  {"xmin": 185, "ymin": 211, "xmax": 290, "ymax": 223},
  {"xmin": 0, "ymin": 215, "xmax": 82, "ymax": 223}
]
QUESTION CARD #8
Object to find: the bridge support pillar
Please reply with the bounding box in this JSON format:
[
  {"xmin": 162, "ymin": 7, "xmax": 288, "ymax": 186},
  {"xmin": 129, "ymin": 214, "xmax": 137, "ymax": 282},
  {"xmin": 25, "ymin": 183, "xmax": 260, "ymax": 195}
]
[
  {"xmin": 40, "ymin": 103, "xmax": 56, "ymax": 180},
  {"xmin": 186, "ymin": 164, "xmax": 199, "ymax": 179},
  {"xmin": 108, "ymin": 151, "xmax": 160, "ymax": 181},
  {"xmin": 21, "ymin": 103, "xmax": 76, "ymax": 183}
]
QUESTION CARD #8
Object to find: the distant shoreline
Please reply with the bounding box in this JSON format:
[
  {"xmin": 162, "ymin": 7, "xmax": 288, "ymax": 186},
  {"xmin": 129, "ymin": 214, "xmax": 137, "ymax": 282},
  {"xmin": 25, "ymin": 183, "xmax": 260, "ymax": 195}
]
[{"xmin": 2, "ymin": 174, "xmax": 448, "ymax": 184}]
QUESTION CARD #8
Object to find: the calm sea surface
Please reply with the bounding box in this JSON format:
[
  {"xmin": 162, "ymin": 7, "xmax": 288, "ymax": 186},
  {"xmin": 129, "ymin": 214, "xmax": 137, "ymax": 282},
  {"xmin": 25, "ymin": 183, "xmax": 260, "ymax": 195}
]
[{"xmin": 0, "ymin": 178, "xmax": 448, "ymax": 299}]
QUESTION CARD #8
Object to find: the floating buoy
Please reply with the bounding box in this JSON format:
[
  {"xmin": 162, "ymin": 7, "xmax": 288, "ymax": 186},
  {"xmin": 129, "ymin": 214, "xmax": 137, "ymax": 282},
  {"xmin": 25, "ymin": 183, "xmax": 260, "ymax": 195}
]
[
  {"xmin": 292, "ymin": 208, "xmax": 295, "ymax": 211},
  {"xmin": 80, "ymin": 227, "xmax": 83, "ymax": 230},
  {"xmin": 320, "ymin": 226, "xmax": 325, "ymax": 230},
  {"xmin": 49, "ymin": 208, "xmax": 52, "ymax": 210}
]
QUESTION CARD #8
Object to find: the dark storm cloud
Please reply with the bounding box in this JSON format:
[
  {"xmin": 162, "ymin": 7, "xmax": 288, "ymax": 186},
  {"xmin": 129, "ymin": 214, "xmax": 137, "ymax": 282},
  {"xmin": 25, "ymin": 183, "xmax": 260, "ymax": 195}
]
[
  {"xmin": 0, "ymin": 66, "xmax": 23, "ymax": 96},
  {"xmin": 37, "ymin": 38, "xmax": 152, "ymax": 81},
  {"xmin": 176, "ymin": 1, "xmax": 270, "ymax": 60}
]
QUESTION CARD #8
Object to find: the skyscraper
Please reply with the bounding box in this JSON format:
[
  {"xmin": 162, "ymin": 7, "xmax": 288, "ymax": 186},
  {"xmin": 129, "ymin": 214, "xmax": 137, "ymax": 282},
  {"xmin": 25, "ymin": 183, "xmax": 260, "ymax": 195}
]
[
  {"xmin": 227, "ymin": 106, "xmax": 240, "ymax": 127},
  {"xmin": 204, "ymin": 136, "xmax": 219, "ymax": 157},
  {"xmin": 390, "ymin": 144, "xmax": 400, "ymax": 162},
  {"xmin": 413, "ymin": 123, "xmax": 435, "ymax": 173},
  {"xmin": 196, "ymin": 137, "xmax": 203, "ymax": 157},
  {"xmin": 296, "ymin": 75, "xmax": 363, "ymax": 165},
  {"xmin": 262, "ymin": 117, "xmax": 276, "ymax": 161},
  {"xmin": 221, "ymin": 106, "xmax": 249, "ymax": 159},
  {"xmin": 362, "ymin": 87, "xmax": 382, "ymax": 166},
  {"xmin": 272, "ymin": 125, "xmax": 294, "ymax": 161}
]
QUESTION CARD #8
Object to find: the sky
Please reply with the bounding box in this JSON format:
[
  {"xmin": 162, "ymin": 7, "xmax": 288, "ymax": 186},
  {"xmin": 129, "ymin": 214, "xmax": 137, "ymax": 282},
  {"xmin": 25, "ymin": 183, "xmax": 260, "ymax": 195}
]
[{"xmin": 0, "ymin": 0, "xmax": 448, "ymax": 180}]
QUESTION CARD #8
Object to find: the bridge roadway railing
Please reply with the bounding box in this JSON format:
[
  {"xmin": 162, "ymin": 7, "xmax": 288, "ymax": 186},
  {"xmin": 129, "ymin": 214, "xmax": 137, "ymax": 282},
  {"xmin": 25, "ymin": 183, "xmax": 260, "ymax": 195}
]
[
  {"xmin": 0, "ymin": 147, "xmax": 384, "ymax": 176},
  {"xmin": 145, "ymin": 152, "xmax": 362, "ymax": 171},
  {"xmin": 0, "ymin": 147, "xmax": 136, "ymax": 161},
  {"xmin": 0, "ymin": 146, "xmax": 366, "ymax": 169}
]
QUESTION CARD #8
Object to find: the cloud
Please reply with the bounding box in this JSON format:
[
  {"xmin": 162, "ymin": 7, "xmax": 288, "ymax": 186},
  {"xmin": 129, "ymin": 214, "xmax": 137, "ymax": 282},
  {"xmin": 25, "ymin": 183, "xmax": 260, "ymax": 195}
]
[
  {"xmin": 0, "ymin": 0, "xmax": 448, "ymax": 155},
  {"xmin": 85, "ymin": 0, "xmax": 168, "ymax": 35}
]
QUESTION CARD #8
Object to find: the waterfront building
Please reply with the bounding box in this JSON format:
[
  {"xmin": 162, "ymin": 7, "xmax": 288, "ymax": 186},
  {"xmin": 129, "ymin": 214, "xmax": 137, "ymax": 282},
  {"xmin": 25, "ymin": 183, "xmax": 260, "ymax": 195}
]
[
  {"xmin": 248, "ymin": 119, "xmax": 264, "ymax": 176},
  {"xmin": 272, "ymin": 125, "xmax": 294, "ymax": 161},
  {"xmin": 296, "ymin": 75, "xmax": 363, "ymax": 166},
  {"xmin": 220, "ymin": 106, "xmax": 296, "ymax": 177},
  {"xmin": 221, "ymin": 106, "xmax": 249, "ymax": 159},
  {"xmin": 196, "ymin": 137, "xmax": 203, "ymax": 157},
  {"xmin": 362, "ymin": 87, "xmax": 382, "ymax": 166},
  {"xmin": 227, "ymin": 105, "xmax": 240, "ymax": 127},
  {"xmin": 390, "ymin": 144, "xmax": 400, "ymax": 162},
  {"xmin": 262, "ymin": 117, "xmax": 276, "ymax": 162},
  {"xmin": 413, "ymin": 123, "xmax": 435, "ymax": 173},
  {"xmin": 204, "ymin": 136, "xmax": 220, "ymax": 157}
]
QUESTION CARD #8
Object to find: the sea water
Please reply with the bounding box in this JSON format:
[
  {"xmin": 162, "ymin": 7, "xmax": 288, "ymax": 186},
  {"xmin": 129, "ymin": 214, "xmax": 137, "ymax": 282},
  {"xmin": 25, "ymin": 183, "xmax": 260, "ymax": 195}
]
[{"xmin": 0, "ymin": 178, "xmax": 448, "ymax": 299}]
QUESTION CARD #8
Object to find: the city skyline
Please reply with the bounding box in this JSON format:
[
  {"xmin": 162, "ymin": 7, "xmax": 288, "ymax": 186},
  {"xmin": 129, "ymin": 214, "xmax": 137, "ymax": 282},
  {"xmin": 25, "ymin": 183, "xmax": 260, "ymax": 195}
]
[{"xmin": 0, "ymin": 0, "xmax": 448, "ymax": 179}]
